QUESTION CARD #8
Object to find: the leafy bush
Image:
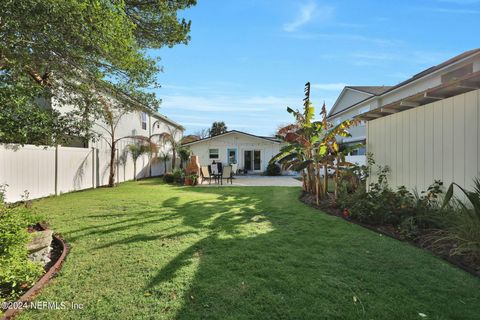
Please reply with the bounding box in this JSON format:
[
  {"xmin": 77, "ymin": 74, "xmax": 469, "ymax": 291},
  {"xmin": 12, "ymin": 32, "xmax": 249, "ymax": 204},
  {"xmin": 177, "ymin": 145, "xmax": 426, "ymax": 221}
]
[
  {"xmin": 338, "ymin": 153, "xmax": 373, "ymax": 194},
  {"xmin": 265, "ymin": 163, "xmax": 281, "ymax": 176},
  {"xmin": 430, "ymin": 178, "xmax": 480, "ymax": 263},
  {"xmin": 172, "ymin": 168, "xmax": 185, "ymax": 184},
  {"xmin": 337, "ymin": 166, "xmax": 444, "ymax": 229},
  {"xmin": 163, "ymin": 173, "xmax": 175, "ymax": 184},
  {"xmin": 338, "ymin": 166, "xmax": 408, "ymax": 225},
  {"xmin": 0, "ymin": 203, "xmax": 43, "ymax": 303}
]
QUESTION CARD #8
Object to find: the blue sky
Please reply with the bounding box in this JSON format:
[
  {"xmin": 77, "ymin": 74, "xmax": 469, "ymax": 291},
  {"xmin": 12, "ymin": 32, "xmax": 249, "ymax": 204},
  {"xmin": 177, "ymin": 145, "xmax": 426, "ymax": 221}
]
[{"xmin": 151, "ymin": 0, "xmax": 479, "ymax": 136}]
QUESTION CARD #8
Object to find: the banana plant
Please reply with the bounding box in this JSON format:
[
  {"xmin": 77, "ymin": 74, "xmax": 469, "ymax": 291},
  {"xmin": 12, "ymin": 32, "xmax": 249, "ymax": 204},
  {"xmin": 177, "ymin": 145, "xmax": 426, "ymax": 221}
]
[
  {"xmin": 273, "ymin": 102, "xmax": 320, "ymax": 194},
  {"xmin": 317, "ymin": 118, "xmax": 361, "ymax": 199},
  {"xmin": 272, "ymin": 97, "xmax": 360, "ymax": 204}
]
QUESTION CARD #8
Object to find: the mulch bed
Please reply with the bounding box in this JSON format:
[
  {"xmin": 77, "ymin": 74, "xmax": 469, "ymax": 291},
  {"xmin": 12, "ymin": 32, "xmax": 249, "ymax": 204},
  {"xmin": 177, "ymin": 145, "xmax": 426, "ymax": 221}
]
[{"xmin": 300, "ymin": 192, "xmax": 480, "ymax": 277}]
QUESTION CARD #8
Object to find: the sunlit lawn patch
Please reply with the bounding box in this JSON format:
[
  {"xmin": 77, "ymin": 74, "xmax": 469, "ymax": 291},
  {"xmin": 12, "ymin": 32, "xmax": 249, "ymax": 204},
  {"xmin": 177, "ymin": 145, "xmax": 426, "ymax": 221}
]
[{"xmin": 17, "ymin": 179, "xmax": 480, "ymax": 319}]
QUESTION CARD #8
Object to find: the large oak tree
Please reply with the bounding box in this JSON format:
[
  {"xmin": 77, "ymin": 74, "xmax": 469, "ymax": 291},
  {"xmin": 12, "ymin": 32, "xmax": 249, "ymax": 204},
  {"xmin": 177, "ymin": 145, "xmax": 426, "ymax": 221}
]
[{"xmin": 0, "ymin": 0, "xmax": 196, "ymax": 145}]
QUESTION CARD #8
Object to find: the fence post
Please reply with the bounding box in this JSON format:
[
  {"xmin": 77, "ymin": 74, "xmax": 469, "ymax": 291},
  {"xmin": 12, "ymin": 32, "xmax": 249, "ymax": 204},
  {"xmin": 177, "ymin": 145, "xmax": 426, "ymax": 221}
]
[
  {"xmin": 92, "ymin": 147, "xmax": 96, "ymax": 189},
  {"xmin": 54, "ymin": 145, "xmax": 59, "ymax": 196}
]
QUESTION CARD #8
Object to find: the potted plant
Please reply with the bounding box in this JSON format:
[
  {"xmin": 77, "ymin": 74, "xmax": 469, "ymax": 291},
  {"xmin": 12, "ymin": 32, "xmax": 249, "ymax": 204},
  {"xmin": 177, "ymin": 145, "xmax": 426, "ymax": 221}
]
[{"xmin": 184, "ymin": 174, "xmax": 198, "ymax": 186}]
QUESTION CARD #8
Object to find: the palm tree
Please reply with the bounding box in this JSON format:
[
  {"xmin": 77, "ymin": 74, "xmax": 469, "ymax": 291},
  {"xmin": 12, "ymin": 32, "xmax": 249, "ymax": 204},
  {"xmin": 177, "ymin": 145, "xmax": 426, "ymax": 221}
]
[
  {"xmin": 128, "ymin": 143, "xmax": 151, "ymax": 180},
  {"xmin": 178, "ymin": 147, "xmax": 191, "ymax": 169},
  {"xmin": 96, "ymin": 97, "xmax": 150, "ymax": 187},
  {"xmin": 157, "ymin": 126, "xmax": 182, "ymax": 170},
  {"xmin": 159, "ymin": 152, "xmax": 170, "ymax": 174},
  {"xmin": 209, "ymin": 121, "xmax": 227, "ymax": 136}
]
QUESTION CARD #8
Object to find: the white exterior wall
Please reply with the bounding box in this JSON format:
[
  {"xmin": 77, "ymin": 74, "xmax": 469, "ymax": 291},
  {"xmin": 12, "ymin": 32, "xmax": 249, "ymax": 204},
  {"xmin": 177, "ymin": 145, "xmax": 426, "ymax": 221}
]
[
  {"xmin": 329, "ymin": 90, "xmax": 370, "ymax": 144},
  {"xmin": 331, "ymin": 89, "xmax": 371, "ymax": 114},
  {"xmin": 367, "ymin": 89, "xmax": 480, "ymax": 194},
  {"xmin": 187, "ymin": 133, "xmax": 282, "ymax": 172}
]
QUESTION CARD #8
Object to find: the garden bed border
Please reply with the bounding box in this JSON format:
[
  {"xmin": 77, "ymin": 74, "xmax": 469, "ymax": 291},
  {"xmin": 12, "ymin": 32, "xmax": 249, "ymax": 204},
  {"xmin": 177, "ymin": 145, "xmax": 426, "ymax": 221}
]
[{"xmin": 1, "ymin": 230, "xmax": 69, "ymax": 320}]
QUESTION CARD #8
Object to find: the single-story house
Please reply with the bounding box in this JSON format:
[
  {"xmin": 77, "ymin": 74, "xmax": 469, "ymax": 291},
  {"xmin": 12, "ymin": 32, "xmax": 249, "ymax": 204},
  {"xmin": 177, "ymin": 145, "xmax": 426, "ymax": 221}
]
[{"xmin": 182, "ymin": 130, "xmax": 283, "ymax": 174}]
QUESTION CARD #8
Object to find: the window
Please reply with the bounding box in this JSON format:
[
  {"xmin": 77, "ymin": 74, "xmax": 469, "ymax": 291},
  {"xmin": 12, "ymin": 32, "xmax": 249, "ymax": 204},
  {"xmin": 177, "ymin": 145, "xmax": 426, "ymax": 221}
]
[
  {"xmin": 227, "ymin": 148, "xmax": 237, "ymax": 164},
  {"xmin": 141, "ymin": 112, "xmax": 147, "ymax": 130},
  {"xmin": 209, "ymin": 148, "xmax": 219, "ymax": 159},
  {"xmin": 348, "ymin": 146, "xmax": 366, "ymax": 156}
]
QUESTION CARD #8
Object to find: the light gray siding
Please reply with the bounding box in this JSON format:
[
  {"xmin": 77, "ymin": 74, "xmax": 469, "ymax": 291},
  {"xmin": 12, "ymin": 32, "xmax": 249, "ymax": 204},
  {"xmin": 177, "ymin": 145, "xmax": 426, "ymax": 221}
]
[
  {"xmin": 367, "ymin": 89, "xmax": 480, "ymax": 194},
  {"xmin": 330, "ymin": 89, "xmax": 371, "ymax": 115}
]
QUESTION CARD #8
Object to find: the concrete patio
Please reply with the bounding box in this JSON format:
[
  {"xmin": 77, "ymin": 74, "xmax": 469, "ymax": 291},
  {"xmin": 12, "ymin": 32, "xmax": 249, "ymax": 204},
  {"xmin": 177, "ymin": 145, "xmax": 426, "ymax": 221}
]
[{"xmin": 199, "ymin": 175, "xmax": 302, "ymax": 187}]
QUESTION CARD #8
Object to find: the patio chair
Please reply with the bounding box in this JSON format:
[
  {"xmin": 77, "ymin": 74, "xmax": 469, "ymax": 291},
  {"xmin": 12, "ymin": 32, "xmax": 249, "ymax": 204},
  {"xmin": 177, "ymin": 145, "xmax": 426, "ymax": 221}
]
[
  {"xmin": 211, "ymin": 163, "xmax": 219, "ymax": 175},
  {"xmin": 222, "ymin": 165, "xmax": 233, "ymax": 185},
  {"xmin": 200, "ymin": 166, "xmax": 213, "ymax": 184},
  {"xmin": 216, "ymin": 162, "xmax": 224, "ymax": 174},
  {"xmin": 231, "ymin": 163, "xmax": 238, "ymax": 175}
]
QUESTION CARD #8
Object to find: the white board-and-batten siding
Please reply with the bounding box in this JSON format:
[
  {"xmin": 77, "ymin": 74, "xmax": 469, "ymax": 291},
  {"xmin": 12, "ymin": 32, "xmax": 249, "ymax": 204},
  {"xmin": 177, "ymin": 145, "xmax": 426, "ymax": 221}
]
[{"xmin": 367, "ymin": 89, "xmax": 480, "ymax": 194}]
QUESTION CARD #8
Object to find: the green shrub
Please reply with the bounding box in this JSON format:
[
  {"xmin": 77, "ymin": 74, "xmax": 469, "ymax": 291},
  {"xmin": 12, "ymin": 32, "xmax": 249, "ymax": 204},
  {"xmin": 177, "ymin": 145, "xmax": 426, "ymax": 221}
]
[
  {"xmin": 265, "ymin": 163, "xmax": 281, "ymax": 176},
  {"xmin": 338, "ymin": 166, "xmax": 412, "ymax": 225},
  {"xmin": 430, "ymin": 178, "xmax": 480, "ymax": 263},
  {"xmin": 172, "ymin": 168, "xmax": 185, "ymax": 184},
  {"xmin": 163, "ymin": 173, "xmax": 175, "ymax": 184},
  {"xmin": 337, "ymin": 167, "xmax": 445, "ymax": 229},
  {"xmin": 0, "ymin": 204, "xmax": 43, "ymax": 303}
]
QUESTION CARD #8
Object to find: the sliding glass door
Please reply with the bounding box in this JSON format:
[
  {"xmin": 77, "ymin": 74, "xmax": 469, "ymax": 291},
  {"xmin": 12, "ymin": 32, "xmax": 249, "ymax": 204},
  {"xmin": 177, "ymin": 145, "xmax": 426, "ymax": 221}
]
[{"xmin": 243, "ymin": 150, "xmax": 261, "ymax": 172}]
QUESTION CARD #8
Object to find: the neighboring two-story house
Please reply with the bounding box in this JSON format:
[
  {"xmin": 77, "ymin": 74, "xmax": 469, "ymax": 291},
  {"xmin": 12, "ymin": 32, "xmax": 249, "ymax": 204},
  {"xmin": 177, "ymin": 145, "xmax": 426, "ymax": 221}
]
[
  {"xmin": 327, "ymin": 49, "xmax": 480, "ymax": 168},
  {"xmin": 0, "ymin": 89, "xmax": 184, "ymax": 202},
  {"xmin": 327, "ymin": 86, "xmax": 391, "ymax": 165}
]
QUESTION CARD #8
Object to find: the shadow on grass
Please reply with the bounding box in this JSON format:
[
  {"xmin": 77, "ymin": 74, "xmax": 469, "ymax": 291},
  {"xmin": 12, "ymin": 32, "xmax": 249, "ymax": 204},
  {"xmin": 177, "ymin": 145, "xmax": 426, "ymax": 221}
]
[{"xmin": 72, "ymin": 185, "xmax": 480, "ymax": 319}]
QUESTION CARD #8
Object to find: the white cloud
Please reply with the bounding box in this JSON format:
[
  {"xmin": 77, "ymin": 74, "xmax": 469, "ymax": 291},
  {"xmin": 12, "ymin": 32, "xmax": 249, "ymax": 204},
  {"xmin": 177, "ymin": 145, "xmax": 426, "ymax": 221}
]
[
  {"xmin": 283, "ymin": 2, "xmax": 334, "ymax": 32},
  {"xmin": 311, "ymin": 83, "xmax": 348, "ymax": 91}
]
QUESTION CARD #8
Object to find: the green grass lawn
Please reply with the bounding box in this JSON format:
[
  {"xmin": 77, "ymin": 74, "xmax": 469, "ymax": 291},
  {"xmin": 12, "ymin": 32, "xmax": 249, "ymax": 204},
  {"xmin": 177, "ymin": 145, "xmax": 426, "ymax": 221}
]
[{"xmin": 17, "ymin": 179, "xmax": 480, "ymax": 319}]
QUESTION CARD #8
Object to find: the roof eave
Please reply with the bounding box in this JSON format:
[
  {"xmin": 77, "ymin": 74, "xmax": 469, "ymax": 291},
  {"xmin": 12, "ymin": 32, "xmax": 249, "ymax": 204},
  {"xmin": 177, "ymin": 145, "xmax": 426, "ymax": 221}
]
[{"xmin": 182, "ymin": 130, "xmax": 280, "ymax": 146}]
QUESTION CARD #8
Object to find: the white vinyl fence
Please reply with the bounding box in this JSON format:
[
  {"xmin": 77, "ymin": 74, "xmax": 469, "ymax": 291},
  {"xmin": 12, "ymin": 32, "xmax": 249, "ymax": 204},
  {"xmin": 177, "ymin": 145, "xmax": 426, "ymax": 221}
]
[{"xmin": 0, "ymin": 144, "xmax": 172, "ymax": 203}]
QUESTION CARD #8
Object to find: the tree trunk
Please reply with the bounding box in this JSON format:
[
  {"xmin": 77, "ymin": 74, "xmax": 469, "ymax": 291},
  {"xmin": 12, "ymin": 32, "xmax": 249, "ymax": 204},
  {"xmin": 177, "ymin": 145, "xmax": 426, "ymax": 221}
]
[
  {"xmin": 334, "ymin": 156, "xmax": 340, "ymax": 199},
  {"xmin": 172, "ymin": 149, "xmax": 176, "ymax": 169},
  {"xmin": 315, "ymin": 162, "xmax": 324, "ymax": 204},
  {"xmin": 108, "ymin": 142, "xmax": 116, "ymax": 187},
  {"xmin": 148, "ymin": 154, "xmax": 152, "ymax": 177},
  {"xmin": 133, "ymin": 160, "xmax": 137, "ymax": 181},
  {"xmin": 315, "ymin": 165, "xmax": 320, "ymax": 205},
  {"xmin": 323, "ymin": 164, "xmax": 328, "ymax": 196},
  {"xmin": 307, "ymin": 165, "xmax": 315, "ymax": 194},
  {"xmin": 301, "ymin": 171, "xmax": 307, "ymax": 192}
]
